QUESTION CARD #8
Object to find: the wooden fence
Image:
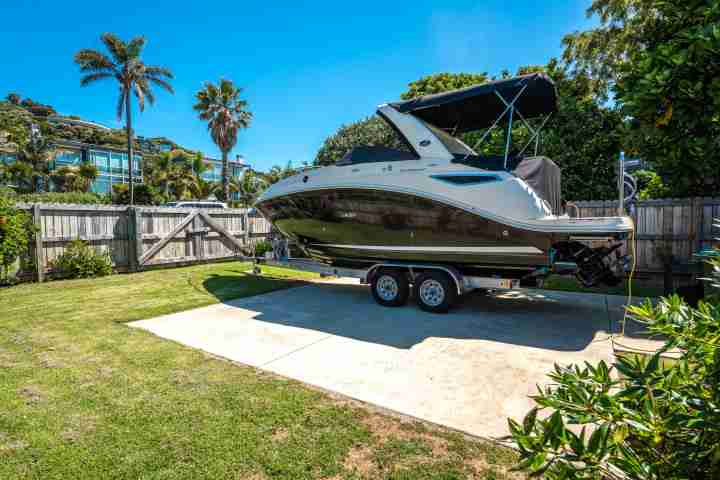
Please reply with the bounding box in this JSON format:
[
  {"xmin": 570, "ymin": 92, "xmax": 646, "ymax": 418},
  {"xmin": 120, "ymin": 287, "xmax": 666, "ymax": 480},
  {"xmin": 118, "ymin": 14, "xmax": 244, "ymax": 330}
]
[
  {"xmin": 14, "ymin": 198, "xmax": 720, "ymax": 281},
  {"xmin": 571, "ymin": 197, "xmax": 720, "ymax": 275},
  {"xmin": 17, "ymin": 204, "xmax": 274, "ymax": 281}
]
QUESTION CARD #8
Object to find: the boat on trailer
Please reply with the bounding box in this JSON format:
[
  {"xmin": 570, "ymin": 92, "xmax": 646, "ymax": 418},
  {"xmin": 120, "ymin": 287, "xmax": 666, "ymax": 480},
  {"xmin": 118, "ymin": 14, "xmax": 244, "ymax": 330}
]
[{"xmin": 255, "ymin": 73, "xmax": 633, "ymax": 312}]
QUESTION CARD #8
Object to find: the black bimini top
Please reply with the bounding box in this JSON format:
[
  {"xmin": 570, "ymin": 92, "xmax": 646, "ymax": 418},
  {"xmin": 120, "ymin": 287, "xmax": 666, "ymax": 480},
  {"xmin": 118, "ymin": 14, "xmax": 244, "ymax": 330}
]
[{"xmin": 389, "ymin": 73, "xmax": 557, "ymax": 133}]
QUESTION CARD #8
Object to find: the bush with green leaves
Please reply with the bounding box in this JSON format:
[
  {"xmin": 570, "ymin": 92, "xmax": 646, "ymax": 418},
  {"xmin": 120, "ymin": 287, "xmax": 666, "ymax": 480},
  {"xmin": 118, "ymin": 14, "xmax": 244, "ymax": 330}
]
[
  {"xmin": 0, "ymin": 194, "xmax": 35, "ymax": 282},
  {"xmin": 111, "ymin": 183, "xmax": 161, "ymax": 205},
  {"xmin": 510, "ymin": 249, "xmax": 720, "ymax": 478},
  {"xmin": 54, "ymin": 240, "xmax": 113, "ymax": 279},
  {"xmin": 13, "ymin": 191, "xmax": 111, "ymax": 205},
  {"xmin": 253, "ymin": 239, "xmax": 272, "ymax": 257}
]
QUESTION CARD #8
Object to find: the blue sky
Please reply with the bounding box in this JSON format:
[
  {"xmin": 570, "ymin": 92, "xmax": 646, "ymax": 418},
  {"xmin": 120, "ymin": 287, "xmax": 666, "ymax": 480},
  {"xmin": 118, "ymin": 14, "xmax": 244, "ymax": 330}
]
[{"xmin": 1, "ymin": 1, "xmax": 595, "ymax": 171}]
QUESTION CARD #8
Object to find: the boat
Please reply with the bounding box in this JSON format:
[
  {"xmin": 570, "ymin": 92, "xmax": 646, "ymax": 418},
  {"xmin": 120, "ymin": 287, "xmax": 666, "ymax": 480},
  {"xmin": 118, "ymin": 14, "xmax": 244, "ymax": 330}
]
[{"xmin": 255, "ymin": 73, "xmax": 633, "ymax": 288}]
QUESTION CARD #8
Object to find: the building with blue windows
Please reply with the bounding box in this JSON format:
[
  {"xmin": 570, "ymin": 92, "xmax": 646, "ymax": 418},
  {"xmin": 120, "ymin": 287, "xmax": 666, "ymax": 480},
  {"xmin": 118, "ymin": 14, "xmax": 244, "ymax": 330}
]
[
  {"xmin": 200, "ymin": 155, "xmax": 247, "ymax": 184},
  {"xmin": 51, "ymin": 140, "xmax": 143, "ymax": 194}
]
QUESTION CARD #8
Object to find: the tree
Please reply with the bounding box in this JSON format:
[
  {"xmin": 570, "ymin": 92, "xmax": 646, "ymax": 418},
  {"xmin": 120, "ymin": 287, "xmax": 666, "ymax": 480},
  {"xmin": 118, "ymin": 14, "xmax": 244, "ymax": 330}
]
[
  {"xmin": 190, "ymin": 178, "xmax": 220, "ymax": 201},
  {"xmin": 510, "ymin": 247, "xmax": 720, "ymax": 479},
  {"xmin": 229, "ymin": 169, "xmax": 266, "ymax": 207},
  {"xmin": 111, "ymin": 183, "xmax": 158, "ymax": 205},
  {"xmin": 16, "ymin": 134, "xmax": 54, "ymax": 193},
  {"xmin": 50, "ymin": 163, "xmax": 98, "ymax": 193},
  {"xmin": 74, "ymin": 33, "xmax": 174, "ymax": 204},
  {"xmin": 193, "ymin": 79, "xmax": 252, "ymax": 201},
  {"xmin": 263, "ymin": 161, "xmax": 297, "ymax": 184},
  {"xmin": 5, "ymin": 93, "xmax": 21, "ymax": 105},
  {"xmin": 400, "ymin": 72, "xmax": 490, "ymax": 100},
  {"xmin": 314, "ymin": 116, "xmax": 408, "ymax": 167},
  {"xmin": 563, "ymin": 0, "xmax": 720, "ymax": 196},
  {"xmin": 145, "ymin": 149, "xmax": 213, "ymax": 202},
  {"xmin": 0, "ymin": 194, "xmax": 35, "ymax": 283}
]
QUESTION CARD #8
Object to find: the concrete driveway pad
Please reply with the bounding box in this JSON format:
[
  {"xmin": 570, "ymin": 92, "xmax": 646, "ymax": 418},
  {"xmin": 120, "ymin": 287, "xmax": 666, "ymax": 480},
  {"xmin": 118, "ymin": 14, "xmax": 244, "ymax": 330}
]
[{"xmin": 130, "ymin": 280, "xmax": 656, "ymax": 439}]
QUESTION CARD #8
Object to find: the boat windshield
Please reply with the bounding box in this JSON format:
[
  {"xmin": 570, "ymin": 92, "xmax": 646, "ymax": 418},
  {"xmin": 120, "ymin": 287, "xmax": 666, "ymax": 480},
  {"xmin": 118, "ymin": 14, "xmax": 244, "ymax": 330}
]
[{"xmin": 419, "ymin": 119, "xmax": 477, "ymax": 157}]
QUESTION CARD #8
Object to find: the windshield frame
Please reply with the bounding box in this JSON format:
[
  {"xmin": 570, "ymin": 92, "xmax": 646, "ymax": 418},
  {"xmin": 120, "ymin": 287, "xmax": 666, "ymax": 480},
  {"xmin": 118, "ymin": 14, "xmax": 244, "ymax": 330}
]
[{"xmin": 417, "ymin": 119, "xmax": 477, "ymax": 157}]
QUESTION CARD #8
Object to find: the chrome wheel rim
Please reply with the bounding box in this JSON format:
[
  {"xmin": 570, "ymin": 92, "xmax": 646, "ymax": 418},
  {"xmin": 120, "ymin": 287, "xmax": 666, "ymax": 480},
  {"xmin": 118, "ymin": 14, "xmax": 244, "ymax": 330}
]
[
  {"xmin": 419, "ymin": 279, "xmax": 445, "ymax": 307},
  {"xmin": 376, "ymin": 275, "xmax": 399, "ymax": 301}
]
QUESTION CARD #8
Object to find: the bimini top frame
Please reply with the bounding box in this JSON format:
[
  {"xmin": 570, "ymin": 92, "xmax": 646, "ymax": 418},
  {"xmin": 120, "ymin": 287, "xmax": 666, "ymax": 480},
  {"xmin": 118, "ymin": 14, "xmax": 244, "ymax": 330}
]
[{"xmin": 388, "ymin": 73, "xmax": 558, "ymax": 169}]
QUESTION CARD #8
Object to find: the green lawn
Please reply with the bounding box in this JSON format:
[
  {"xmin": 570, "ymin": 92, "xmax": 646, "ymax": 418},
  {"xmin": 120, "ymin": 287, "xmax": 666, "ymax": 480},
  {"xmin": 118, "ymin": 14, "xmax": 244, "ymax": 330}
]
[{"xmin": 0, "ymin": 262, "xmax": 522, "ymax": 479}]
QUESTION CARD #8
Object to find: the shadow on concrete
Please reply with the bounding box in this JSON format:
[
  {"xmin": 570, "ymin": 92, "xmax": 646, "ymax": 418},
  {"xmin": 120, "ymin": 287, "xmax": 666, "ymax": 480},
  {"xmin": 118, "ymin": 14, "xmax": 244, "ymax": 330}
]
[{"xmin": 203, "ymin": 279, "xmax": 651, "ymax": 352}]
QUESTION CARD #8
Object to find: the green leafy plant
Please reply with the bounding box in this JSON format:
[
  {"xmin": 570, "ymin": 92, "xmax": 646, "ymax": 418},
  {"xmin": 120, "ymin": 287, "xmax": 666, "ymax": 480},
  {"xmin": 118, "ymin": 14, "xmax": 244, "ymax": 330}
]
[
  {"xmin": 563, "ymin": 0, "xmax": 720, "ymax": 197},
  {"xmin": 0, "ymin": 194, "xmax": 35, "ymax": 282},
  {"xmin": 253, "ymin": 240, "xmax": 272, "ymax": 257},
  {"xmin": 112, "ymin": 183, "xmax": 160, "ymax": 205},
  {"xmin": 14, "ymin": 191, "xmax": 111, "ymax": 205},
  {"xmin": 54, "ymin": 240, "xmax": 112, "ymax": 279},
  {"xmin": 510, "ymin": 236, "xmax": 720, "ymax": 478}
]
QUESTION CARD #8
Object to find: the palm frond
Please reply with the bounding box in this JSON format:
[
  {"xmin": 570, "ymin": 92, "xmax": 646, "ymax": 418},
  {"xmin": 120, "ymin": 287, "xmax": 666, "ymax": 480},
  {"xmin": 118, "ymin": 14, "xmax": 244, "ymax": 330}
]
[
  {"xmin": 144, "ymin": 65, "xmax": 174, "ymax": 79},
  {"xmin": 101, "ymin": 33, "xmax": 129, "ymax": 63},
  {"xmin": 116, "ymin": 87, "xmax": 127, "ymax": 120},
  {"xmin": 80, "ymin": 72, "xmax": 114, "ymax": 86},
  {"xmin": 126, "ymin": 36, "xmax": 146, "ymax": 58},
  {"xmin": 74, "ymin": 49, "xmax": 116, "ymax": 72},
  {"xmin": 137, "ymin": 79, "xmax": 155, "ymax": 106},
  {"xmin": 133, "ymin": 83, "xmax": 146, "ymax": 112},
  {"xmin": 146, "ymin": 76, "xmax": 174, "ymax": 94}
]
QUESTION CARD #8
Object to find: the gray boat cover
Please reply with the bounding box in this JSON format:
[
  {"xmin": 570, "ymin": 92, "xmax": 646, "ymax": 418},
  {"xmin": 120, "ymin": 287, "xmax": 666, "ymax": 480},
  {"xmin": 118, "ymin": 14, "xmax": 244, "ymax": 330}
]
[{"xmin": 513, "ymin": 156, "xmax": 562, "ymax": 215}]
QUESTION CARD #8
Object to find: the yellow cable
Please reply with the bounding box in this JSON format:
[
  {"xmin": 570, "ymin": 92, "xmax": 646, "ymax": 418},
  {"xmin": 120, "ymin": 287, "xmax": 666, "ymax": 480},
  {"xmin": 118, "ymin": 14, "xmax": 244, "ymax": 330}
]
[{"xmin": 612, "ymin": 214, "xmax": 637, "ymax": 352}]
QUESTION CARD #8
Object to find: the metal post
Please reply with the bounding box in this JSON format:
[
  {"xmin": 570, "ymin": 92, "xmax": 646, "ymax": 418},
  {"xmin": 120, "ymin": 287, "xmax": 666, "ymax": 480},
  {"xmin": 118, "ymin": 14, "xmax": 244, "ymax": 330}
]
[
  {"xmin": 534, "ymin": 132, "xmax": 540, "ymax": 156},
  {"xmin": 503, "ymin": 106, "xmax": 514, "ymax": 170},
  {"xmin": 618, "ymin": 151, "xmax": 625, "ymax": 216}
]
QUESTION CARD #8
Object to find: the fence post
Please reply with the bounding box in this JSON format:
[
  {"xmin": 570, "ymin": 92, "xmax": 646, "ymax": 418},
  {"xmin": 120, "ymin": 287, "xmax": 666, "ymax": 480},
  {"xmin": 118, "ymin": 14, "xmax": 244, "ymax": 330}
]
[
  {"xmin": 244, "ymin": 210, "xmax": 251, "ymax": 254},
  {"xmin": 127, "ymin": 207, "xmax": 142, "ymax": 272},
  {"xmin": 32, "ymin": 204, "xmax": 44, "ymax": 283}
]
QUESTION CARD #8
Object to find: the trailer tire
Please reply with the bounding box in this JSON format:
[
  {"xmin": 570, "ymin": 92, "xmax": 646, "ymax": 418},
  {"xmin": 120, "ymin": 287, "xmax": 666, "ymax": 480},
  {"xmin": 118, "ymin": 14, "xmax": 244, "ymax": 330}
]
[
  {"xmin": 415, "ymin": 271, "xmax": 457, "ymax": 313},
  {"xmin": 370, "ymin": 269, "xmax": 409, "ymax": 307}
]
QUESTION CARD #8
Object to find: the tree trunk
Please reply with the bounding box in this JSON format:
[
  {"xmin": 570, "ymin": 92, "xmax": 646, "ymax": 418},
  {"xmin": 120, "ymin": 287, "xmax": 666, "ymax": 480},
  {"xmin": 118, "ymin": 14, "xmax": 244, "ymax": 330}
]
[
  {"xmin": 222, "ymin": 150, "xmax": 229, "ymax": 202},
  {"xmin": 125, "ymin": 92, "xmax": 135, "ymax": 205}
]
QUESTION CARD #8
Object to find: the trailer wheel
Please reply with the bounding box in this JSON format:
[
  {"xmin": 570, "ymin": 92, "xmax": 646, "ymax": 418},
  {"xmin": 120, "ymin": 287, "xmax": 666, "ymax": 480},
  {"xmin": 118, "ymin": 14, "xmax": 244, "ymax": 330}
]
[
  {"xmin": 371, "ymin": 269, "xmax": 409, "ymax": 307},
  {"xmin": 415, "ymin": 271, "xmax": 457, "ymax": 313}
]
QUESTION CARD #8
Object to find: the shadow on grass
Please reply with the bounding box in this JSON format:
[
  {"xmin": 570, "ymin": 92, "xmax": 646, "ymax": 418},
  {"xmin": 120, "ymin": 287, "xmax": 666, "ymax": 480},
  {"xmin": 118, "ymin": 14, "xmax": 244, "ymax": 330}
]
[{"xmin": 201, "ymin": 273, "xmax": 310, "ymax": 302}]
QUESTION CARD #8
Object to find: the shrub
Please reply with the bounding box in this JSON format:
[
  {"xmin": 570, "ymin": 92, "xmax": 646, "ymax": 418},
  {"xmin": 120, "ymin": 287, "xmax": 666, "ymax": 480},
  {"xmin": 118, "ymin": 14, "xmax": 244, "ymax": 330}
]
[
  {"xmin": 510, "ymin": 246, "xmax": 720, "ymax": 478},
  {"xmin": 112, "ymin": 183, "xmax": 160, "ymax": 205},
  {"xmin": 0, "ymin": 194, "xmax": 35, "ymax": 282},
  {"xmin": 54, "ymin": 240, "xmax": 113, "ymax": 279},
  {"xmin": 14, "ymin": 191, "xmax": 111, "ymax": 205},
  {"xmin": 254, "ymin": 240, "xmax": 272, "ymax": 257}
]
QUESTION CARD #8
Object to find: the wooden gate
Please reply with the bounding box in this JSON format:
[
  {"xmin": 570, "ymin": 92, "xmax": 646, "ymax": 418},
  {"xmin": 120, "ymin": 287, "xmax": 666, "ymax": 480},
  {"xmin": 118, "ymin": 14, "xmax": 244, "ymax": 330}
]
[{"xmin": 130, "ymin": 207, "xmax": 250, "ymax": 269}]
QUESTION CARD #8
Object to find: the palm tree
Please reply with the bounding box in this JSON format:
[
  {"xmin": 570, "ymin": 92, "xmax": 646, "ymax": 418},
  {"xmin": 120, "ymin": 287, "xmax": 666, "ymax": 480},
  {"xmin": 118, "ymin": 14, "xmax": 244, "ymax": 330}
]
[
  {"xmin": 74, "ymin": 33, "xmax": 174, "ymax": 204},
  {"xmin": 193, "ymin": 79, "xmax": 252, "ymax": 201},
  {"xmin": 230, "ymin": 169, "xmax": 266, "ymax": 207},
  {"xmin": 17, "ymin": 134, "xmax": 54, "ymax": 193},
  {"xmin": 50, "ymin": 163, "xmax": 98, "ymax": 192},
  {"xmin": 191, "ymin": 178, "xmax": 220, "ymax": 200}
]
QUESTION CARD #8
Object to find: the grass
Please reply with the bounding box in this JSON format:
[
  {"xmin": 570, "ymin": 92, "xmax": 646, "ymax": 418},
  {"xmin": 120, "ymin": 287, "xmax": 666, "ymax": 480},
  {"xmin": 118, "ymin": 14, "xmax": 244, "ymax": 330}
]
[
  {"xmin": 542, "ymin": 275, "xmax": 663, "ymax": 298},
  {"xmin": 0, "ymin": 261, "xmax": 522, "ymax": 479}
]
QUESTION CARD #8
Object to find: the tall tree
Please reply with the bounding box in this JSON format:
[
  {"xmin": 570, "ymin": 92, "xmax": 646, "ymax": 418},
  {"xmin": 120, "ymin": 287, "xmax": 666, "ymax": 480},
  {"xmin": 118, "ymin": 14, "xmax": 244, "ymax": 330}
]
[
  {"xmin": 563, "ymin": 0, "xmax": 720, "ymax": 196},
  {"xmin": 74, "ymin": 33, "xmax": 174, "ymax": 204},
  {"xmin": 16, "ymin": 133, "xmax": 54, "ymax": 193},
  {"xmin": 229, "ymin": 169, "xmax": 266, "ymax": 207},
  {"xmin": 193, "ymin": 79, "xmax": 252, "ymax": 201},
  {"xmin": 314, "ymin": 116, "xmax": 408, "ymax": 167}
]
